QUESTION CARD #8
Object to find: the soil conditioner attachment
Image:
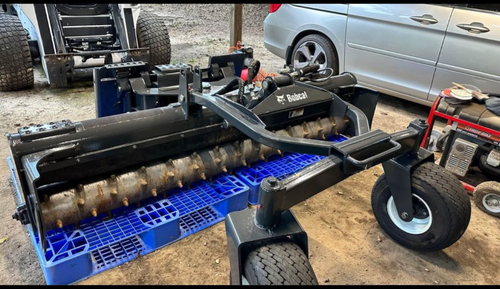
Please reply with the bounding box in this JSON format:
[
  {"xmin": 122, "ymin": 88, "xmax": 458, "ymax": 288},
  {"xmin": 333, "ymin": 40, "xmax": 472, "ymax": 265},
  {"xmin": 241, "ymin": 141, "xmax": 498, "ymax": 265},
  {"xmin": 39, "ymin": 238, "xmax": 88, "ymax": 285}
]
[{"xmin": 7, "ymin": 52, "xmax": 471, "ymax": 285}]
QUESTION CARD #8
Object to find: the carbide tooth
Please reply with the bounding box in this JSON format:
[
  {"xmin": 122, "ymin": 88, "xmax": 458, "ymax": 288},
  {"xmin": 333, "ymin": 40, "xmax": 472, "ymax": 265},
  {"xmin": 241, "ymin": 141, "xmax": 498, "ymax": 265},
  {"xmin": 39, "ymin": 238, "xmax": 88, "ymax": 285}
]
[
  {"xmin": 110, "ymin": 188, "xmax": 118, "ymax": 195},
  {"xmin": 168, "ymin": 159, "xmax": 174, "ymax": 164},
  {"xmin": 110, "ymin": 174, "xmax": 117, "ymax": 181},
  {"xmin": 151, "ymin": 188, "xmax": 158, "ymax": 197},
  {"xmin": 139, "ymin": 180, "xmax": 148, "ymax": 186},
  {"xmin": 260, "ymin": 154, "xmax": 266, "ymax": 160},
  {"xmin": 56, "ymin": 219, "xmax": 63, "ymax": 229},
  {"xmin": 91, "ymin": 208, "xmax": 97, "ymax": 217},
  {"xmin": 177, "ymin": 180, "xmax": 183, "ymax": 188},
  {"xmin": 214, "ymin": 158, "xmax": 221, "ymax": 164},
  {"xmin": 235, "ymin": 152, "xmax": 242, "ymax": 157},
  {"xmin": 77, "ymin": 198, "xmax": 85, "ymax": 206},
  {"xmin": 122, "ymin": 197, "xmax": 129, "ymax": 207},
  {"xmin": 277, "ymin": 150, "xmax": 282, "ymax": 156},
  {"xmin": 241, "ymin": 159, "xmax": 247, "ymax": 166},
  {"xmin": 192, "ymin": 152, "xmax": 198, "ymax": 157},
  {"xmin": 200, "ymin": 173, "xmax": 206, "ymax": 180},
  {"xmin": 193, "ymin": 164, "xmax": 200, "ymax": 170},
  {"xmin": 167, "ymin": 172, "xmax": 175, "ymax": 178},
  {"xmin": 97, "ymin": 184, "xmax": 103, "ymax": 196},
  {"xmin": 141, "ymin": 166, "xmax": 147, "ymax": 172},
  {"xmin": 214, "ymin": 146, "xmax": 219, "ymax": 151},
  {"xmin": 43, "ymin": 194, "xmax": 49, "ymax": 202},
  {"xmin": 322, "ymin": 133, "xmax": 326, "ymax": 140},
  {"xmin": 222, "ymin": 166, "xmax": 227, "ymax": 173},
  {"xmin": 77, "ymin": 184, "xmax": 84, "ymax": 192}
]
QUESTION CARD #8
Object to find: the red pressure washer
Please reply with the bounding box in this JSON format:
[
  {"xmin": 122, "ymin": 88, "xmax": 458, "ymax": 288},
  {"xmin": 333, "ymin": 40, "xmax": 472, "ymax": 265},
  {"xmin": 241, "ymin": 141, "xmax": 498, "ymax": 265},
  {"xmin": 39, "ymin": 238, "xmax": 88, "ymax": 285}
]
[{"xmin": 421, "ymin": 88, "xmax": 500, "ymax": 217}]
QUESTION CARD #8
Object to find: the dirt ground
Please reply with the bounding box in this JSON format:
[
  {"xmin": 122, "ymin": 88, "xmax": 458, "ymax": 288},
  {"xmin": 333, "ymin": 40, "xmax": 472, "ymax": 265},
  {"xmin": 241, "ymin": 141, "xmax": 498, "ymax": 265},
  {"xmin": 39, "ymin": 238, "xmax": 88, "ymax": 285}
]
[{"xmin": 0, "ymin": 4, "xmax": 499, "ymax": 285}]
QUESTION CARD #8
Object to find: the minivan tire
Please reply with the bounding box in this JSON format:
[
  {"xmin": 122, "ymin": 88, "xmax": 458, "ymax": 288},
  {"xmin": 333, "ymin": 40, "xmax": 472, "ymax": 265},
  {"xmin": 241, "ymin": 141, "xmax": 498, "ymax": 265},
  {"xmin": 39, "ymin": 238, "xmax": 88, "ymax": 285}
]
[{"xmin": 290, "ymin": 34, "xmax": 338, "ymax": 75}]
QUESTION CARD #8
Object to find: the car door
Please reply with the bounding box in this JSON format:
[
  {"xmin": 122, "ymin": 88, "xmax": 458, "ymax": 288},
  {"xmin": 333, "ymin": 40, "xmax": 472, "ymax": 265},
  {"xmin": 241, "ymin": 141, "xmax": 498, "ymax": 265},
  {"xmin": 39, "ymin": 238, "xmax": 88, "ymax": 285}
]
[
  {"xmin": 344, "ymin": 4, "xmax": 453, "ymax": 105},
  {"xmin": 429, "ymin": 4, "xmax": 500, "ymax": 101}
]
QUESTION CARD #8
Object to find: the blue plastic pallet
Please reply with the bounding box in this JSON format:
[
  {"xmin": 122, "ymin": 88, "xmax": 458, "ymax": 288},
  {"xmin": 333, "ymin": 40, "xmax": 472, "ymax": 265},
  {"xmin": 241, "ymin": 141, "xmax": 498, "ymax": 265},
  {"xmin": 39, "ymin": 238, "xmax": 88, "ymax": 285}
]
[
  {"xmin": 235, "ymin": 134, "xmax": 348, "ymax": 204},
  {"xmin": 7, "ymin": 134, "xmax": 347, "ymax": 285},
  {"xmin": 14, "ymin": 172, "xmax": 249, "ymax": 285}
]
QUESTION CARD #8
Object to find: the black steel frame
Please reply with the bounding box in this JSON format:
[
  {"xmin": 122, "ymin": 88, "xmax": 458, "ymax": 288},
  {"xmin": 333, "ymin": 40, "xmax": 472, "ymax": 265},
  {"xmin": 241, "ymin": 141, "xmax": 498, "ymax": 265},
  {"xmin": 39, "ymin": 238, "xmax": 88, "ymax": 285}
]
[
  {"xmin": 8, "ymin": 59, "xmax": 435, "ymax": 279},
  {"xmin": 175, "ymin": 70, "xmax": 436, "ymax": 284}
]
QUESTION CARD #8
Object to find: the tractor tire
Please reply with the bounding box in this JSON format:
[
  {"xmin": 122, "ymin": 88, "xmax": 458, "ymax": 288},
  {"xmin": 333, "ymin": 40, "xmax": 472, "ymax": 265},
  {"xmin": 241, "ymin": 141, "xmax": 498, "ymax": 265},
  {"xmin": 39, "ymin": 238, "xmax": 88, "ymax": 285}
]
[
  {"xmin": 0, "ymin": 13, "xmax": 34, "ymax": 91},
  {"xmin": 371, "ymin": 162, "xmax": 471, "ymax": 251},
  {"xmin": 136, "ymin": 12, "xmax": 171, "ymax": 69},
  {"xmin": 242, "ymin": 240, "xmax": 318, "ymax": 285},
  {"xmin": 473, "ymin": 181, "xmax": 500, "ymax": 218}
]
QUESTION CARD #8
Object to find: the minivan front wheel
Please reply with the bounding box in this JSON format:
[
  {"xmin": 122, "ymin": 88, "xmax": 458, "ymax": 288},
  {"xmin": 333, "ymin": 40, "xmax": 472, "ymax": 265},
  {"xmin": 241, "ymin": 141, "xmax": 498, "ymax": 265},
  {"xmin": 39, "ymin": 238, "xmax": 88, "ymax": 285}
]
[{"xmin": 291, "ymin": 34, "xmax": 338, "ymax": 75}]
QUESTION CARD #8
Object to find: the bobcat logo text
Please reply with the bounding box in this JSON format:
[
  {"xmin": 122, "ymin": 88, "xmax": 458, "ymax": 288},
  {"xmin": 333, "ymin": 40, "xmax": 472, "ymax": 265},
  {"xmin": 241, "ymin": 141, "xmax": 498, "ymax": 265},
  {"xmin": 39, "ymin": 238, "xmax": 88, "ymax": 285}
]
[{"xmin": 275, "ymin": 91, "xmax": 308, "ymax": 105}]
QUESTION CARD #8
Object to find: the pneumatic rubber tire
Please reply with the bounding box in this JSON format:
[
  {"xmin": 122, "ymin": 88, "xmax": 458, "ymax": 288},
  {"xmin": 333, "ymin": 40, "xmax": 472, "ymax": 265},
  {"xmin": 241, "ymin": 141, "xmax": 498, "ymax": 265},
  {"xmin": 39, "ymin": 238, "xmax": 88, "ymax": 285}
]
[
  {"xmin": 136, "ymin": 12, "xmax": 171, "ymax": 68},
  {"xmin": 473, "ymin": 181, "xmax": 500, "ymax": 218},
  {"xmin": 291, "ymin": 34, "xmax": 338, "ymax": 75},
  {"xmin": 0, "ymin": 13, "xmax": 34, "ymax": 91},
  {"xmin": 371, "ymin": 162, "xmax": 471, "ymax": 251},
  {"xmin": 243, "ymin": 240, "xmax": 318, "ymax": 285}
]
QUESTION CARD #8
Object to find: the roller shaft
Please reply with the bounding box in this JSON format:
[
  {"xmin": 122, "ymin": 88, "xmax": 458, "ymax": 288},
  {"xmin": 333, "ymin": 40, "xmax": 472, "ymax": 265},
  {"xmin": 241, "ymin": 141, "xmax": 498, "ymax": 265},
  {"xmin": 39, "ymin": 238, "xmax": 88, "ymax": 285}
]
[{"xmin": 42, "ymin": 116, "xmax": 343, "ymax": 230}]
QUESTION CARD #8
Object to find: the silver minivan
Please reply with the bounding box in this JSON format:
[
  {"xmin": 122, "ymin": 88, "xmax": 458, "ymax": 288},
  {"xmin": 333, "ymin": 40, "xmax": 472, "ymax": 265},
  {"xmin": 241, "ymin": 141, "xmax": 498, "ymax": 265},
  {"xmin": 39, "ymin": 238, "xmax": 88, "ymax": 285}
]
[{"xmin": 264, "ymin": 4, "xmax": 500, "ymax": 106}]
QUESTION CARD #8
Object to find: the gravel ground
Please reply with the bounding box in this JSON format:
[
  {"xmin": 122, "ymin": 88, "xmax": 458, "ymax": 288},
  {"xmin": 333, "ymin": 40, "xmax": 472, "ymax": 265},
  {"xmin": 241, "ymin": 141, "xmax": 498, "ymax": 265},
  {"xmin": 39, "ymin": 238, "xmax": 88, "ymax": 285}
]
[{"xmin": 140, "ymin": 4, "xmax": 284, "ymax": 72}]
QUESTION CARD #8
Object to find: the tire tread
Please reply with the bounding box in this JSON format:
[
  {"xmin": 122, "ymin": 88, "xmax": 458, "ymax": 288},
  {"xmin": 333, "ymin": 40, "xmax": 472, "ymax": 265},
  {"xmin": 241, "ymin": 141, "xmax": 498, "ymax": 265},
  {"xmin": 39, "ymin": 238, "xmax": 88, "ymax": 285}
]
[
  {"xmin": 136, "ymin": 12, "xmax": 171, "ymax": 68},
  {"xmin": 244, "ymin": 240, "xmax": 318, "ymax": 285},
  {"xmin": 0, "ymin": 13, "xmax": 34, "ymax": 91}
]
